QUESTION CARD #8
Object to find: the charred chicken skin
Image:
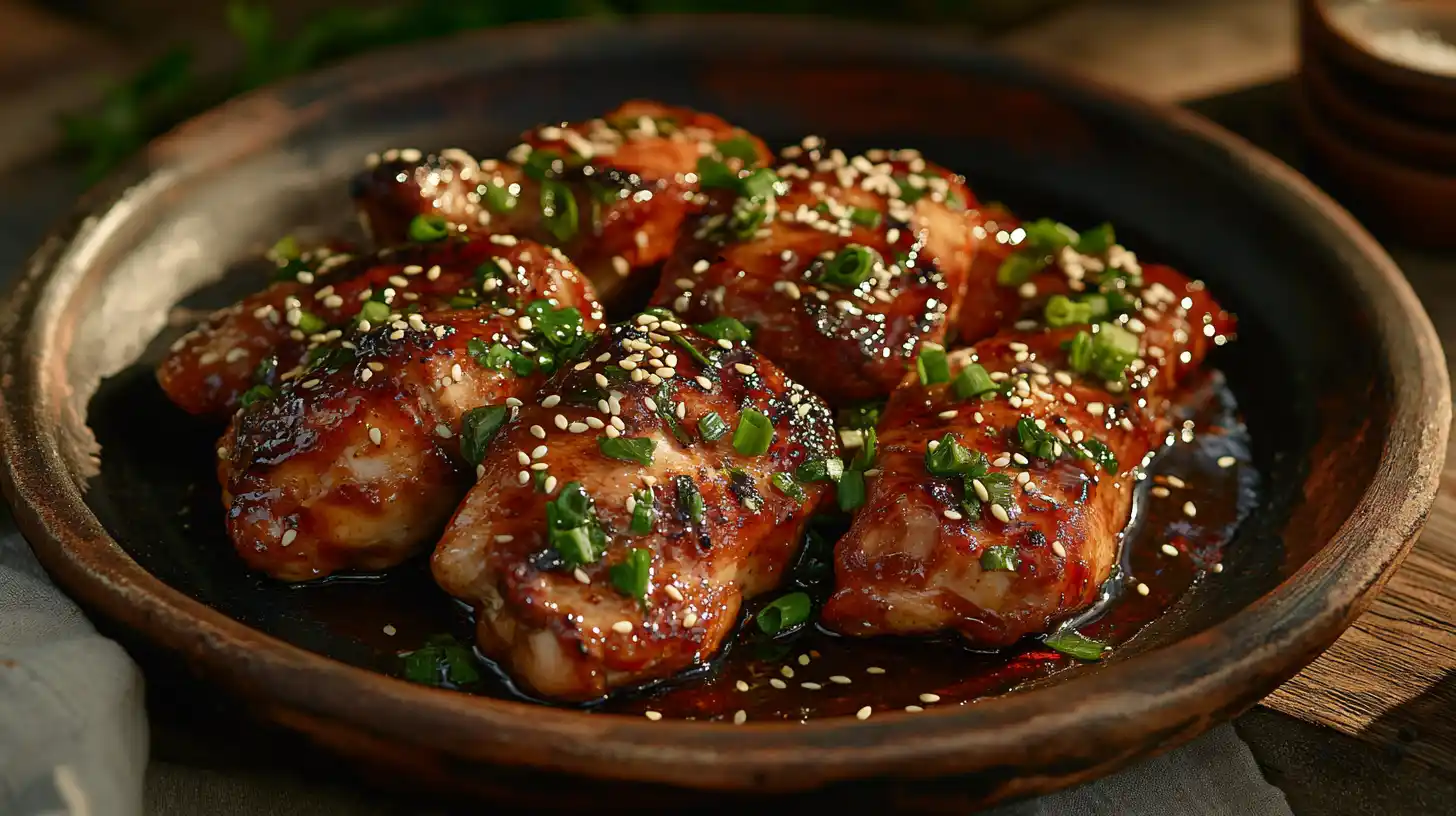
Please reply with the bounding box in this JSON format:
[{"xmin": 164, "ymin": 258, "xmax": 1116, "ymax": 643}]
[
  {"xmin": 350, "ymin": 100, "xmax": 773, "ymax": 307},
  {"xmin": 822, "ymin": 244, "xmax": 1234, "ymax": 647},
  {"xmin": 432, "ymin": 315, "xmax": 838, "ymax": 701},
  {"xmin": 218, "ymin": 236, "xmax": 603, "ymax": 582},
  {"xmin": 650, "ymin": 136, "xmax": 979, "ymax": 405}
]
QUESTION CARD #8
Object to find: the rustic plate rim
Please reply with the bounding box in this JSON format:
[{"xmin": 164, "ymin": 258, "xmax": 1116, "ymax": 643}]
[{"xmin": 0, "ymin": 14, "xmax": 1448, "ymax": 794}]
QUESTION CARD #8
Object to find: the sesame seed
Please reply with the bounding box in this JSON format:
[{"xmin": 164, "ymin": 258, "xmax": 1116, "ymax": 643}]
[
  {"xmin": 734, "ymin": 363, "xmax": 754, "ymax": 375},
  {"xmin": 1137, "ymin": 582, "xmax": 1150, "ymax": 596},
  {"xmin": 300, "ymin": 378, "xmax": 321, "ymax": 389},
  {"xmin": 573, "ymin": 568, "xmax": 590, "ymax": 584},
  {"xmin": 943, "ymin": 509, "xmax": 963, "ymax": 521},
  {"xmin": 695, "ymin": 375, "xmax": 713, "ymax": 389},
  {"xmin": 568, "ymin": 422, "xmax": 589, "ymax": 433},
  {"xmin": 1012, "ymin": 453, "xmax": 1029, "ymax": 466},
  {"xmin": 735, "ymin": 680, "xmax": 750, "ymax": 692},
  {"xmin": 655, "ymin": 367, "xmax": 675, "ymax": 379},
  {"xmin": 529, "ymin": 462, "xmax": 549, "ymax": 471},
  {"xmin": 905, "ymin": 705, "xmax": 924, "ymax": 712},
  {"xmin": 856, "ymin": 706, "xmax": 873, "ymax": 720},
  {"xmin": 281, "ymin": 529, "xmax": 298, "ymax": 547},
  {"xmin": 383, "ymin": 625, "xmax": 397, "ymax": 636},
  {"xmin": 517, "ymin": 471, "xmax": 531, "ymax": 485},
  {"xmin": 1161, "ymin": 543, "xmax": 1180, "ymax": 557},
  {"xmin": 716, "ymin": 338, "xmax": 733, "ymax": 350},
  {"xmin": 938, "ymin": 409, "xmax": 957, "ymax": 419},
  {"xmin": 919, "ymin": 692, "xmax": 940, "ymax": 703},
  {"xmin": 554, "ymin": 414, "xmax": 569, "ymax": 429},
  {"xmin": 530, "ymin": 445, "xmax": 548, "ymax": 459},
  {"xmin": 451, "ymin": 363, "xmax": 464, "ymax": 381},
  {"xmin": 1152, "ymin": 486, "xmax": 1171, "ymax": 498},
  {"xmin": 733, "ymin": 710, "xmax": 747, "ymax": 725},
  {"xmin": 1087, "ymin": 402, "xmax": 1105, "ymax": 417},
  {"xmin": 1213, "ymin": 563, "xmax": 1225, "ymax": 573},
  {"xmin": 1183, "ymin": 501, "xmax": 1197, "ymax": 517},
  {"xmin": 799, "ymin": 681, "xmax": 821, "ymax": 690},
  {"xmin": 530, "ymin": 425, "xmax": 546, "ymax": 439},
  {"xmin": 605, "ymin": 426, "xmax": 621, "ymax": 438},
  {"xmin": 770, "ymin": 678, "xmax": 787, "ymax": 689},
  {"xmin": 866, "ymin": 666, "xmax": 886, "ymax": 675},
  {"xmin": 586, "ymin": 417, "xmax": 605, "ymax": 429},
  {"xmin": 612, "ymin": 620, "xmax": 634, "ymax": 634},
  {"xmin": 494, "ymin": 534, "xmax": 514, "ymax": 543},
  {"xmin": 664, "ymin": 584, "xmax": 684, "ymax": 602},
  {"xmin": 683, "ymin": 611, "xmax": 698, "ymax": 627},
  {"xmin": 1165, "ymin": 475, "xmax": 1187, "ymax": 489},
  {"xmin": 829, "ymin": 675, "xmax": 852, "ymax": 685},
  {"xmin": 542, "ymin": 394, "xmax": 561, "ymax": 407},
  {"xmin": 798, "ymin": 653, "xmax": 811, "ymax": 666},
  {"xmin": 435, "ymin": 424, "xmax": 454, "ymax": 438},
  {"xmin": 781, "ymin": 666, "xmax": 795, "ymax": 679},
  {"xmin": 990, "ymin": 504, "xmax": 1010, "ymax": 523},
  {"xmin": 645, "ymin": 711, "xmax": 662, "ymax": 721},
  {"xmin": 1218, "ymin": 456, "xmax": 1237, "ymax": 468},
  {"xmin": 1052, "ymin": 540, "xmax": 1067, "ymax": 557},
  {"xmin": 369, "ymin": 427, "xmax": 383, "ymax": 445},
  {"xmin": 992, "ymin": 455, "xmax": 1011, "ymax": 468}
]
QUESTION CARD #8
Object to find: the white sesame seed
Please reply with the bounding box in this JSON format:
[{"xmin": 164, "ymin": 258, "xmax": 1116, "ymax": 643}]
[
  {"xmin": 781, "ymin": 666, "xmax": 795, "ymax": 679},
  {"xmin": 1052, "ymin": 540, "xmax": 1067, "ymax": 557},
  {"xmin": 1218, "ymin": 455, "xmax": 1237, "ymax": 468},
  {"xmin": 695, "ymin": 375, "xmax": 713, "ymax": 389},
  {"xmin": 829, "ymin": 675, "xmax": 852, "ymax": 685},
  {"xmin": 494, "ymin": 534, "xmax": 514, "ymax": 543},
  {"xmin": 1087, "ymin": 402, "xmax": 1105, "ymax": 417},
  {"xmin": 943, "ymin": 509, "xmax": 963, "ymax": 521},
  {"xmin": 992, "ymin": 455, "xmax": 1011, "ymax": 468},
  {"xmin": 435, "ymin": 424, "xmax": 454, "ymax": 439},
  {"xmin": 683, "ymin": 611, "xmax": 698, "ymax": 627},
  {"xmin": 990, "ymin": 503, "xmax": 1010, "ymax": 523},
  {"xmin": 645, "ymin": 711, "xmax": 662, "ymax": 721},
  {"xmin": 281, "ymin": 529, "xmax": 298, "ymax": 547},
  {"xmin": 1137, "ymin": 582, "xmax": 1150, "ymax": 596},
  {"xmin": 1213, "ymin": 563, "xmax": 1224, "ymax": 573},
  {"xmin": 717, "ymin": 338, "xmax": 733, "ymax": 350},
  {"xmin": 605, "ymin": 426, "xmax": 620, "ymax": 438},
  {"xmin": 586, "ymin": 417, "xmax": 605, "ymax": 429},
  {"xmin": 664, "ymin": 584, "xmax": 684, "ymax": 602},
  {"xmin": 734, "ymin": 363, "xmax": 754, "ymax": 375},
  {"xmin": 568, "ymin": 422, "xmax": 588, "ymax": 433},
  {"xmin": 1165, "ymin": 475, "xmax": 1187, "ymax": 489},
  {"xmin": 1183, "ymin": 501, "xmax": 1198, "ymax": 517},
  {"xmin": 595, "ymin": 373, "xmax": 609, "ymax": 387},
  {"xmin": 530, "ymin": 462, "xmax": 549, "ymax": 471},
  {"xmin": 905, "ymin": 705, "xmax": 924, "ymax": 713},
  {"xmin": 733, "ymin": 710, "xmax": 747, "ymax": 725},
  {"xmin": 1152, "ymin": 486, "xmax": 1171, "ymax": 498},
  {"xmin": 517, "ymin": 471, "xmax": 531, "ymax": 485},
  {"xmin": 919, "ymin": 692, "xmax": 941, "ymax": 703},
  {"xmin": 530, "ymin": 425, "xmax": 546, "ymax": 439},
  {"xmin": 1161, "ymin": 543, "xmax": 1180, "ymax": 557},
  {"xmin": 573, "ymin": 568, "xmax": 590, "ymax": 584},
  {"xmin": 770, "ymin": 679, "xmax": 787, "ymax": 689},
  {"xmin": 938, "ymin": 409, "xmax": 958, "ymax": 419},
  {"xmin": 542, "ymin": 394, "xmax": 561, "ymax": 407},
  {"xmin": 530, "ymin": 445, "xmax": 548, "ymax": 459},
  {"xmin": 612, "ymin": 620, "xmax": 634, "ymax": 634},
  {"xmin": 383, "ymin": 625, "xmax": 397, "ymax": 636},
  {"xmin": 856, "ymin": 706, "xmax": 873, "ymax": 720},
  {"xmin": 655, "ymin": 367, "xmax": 675, "ymax": 379},
  {"xmin": 369, "ymin": 427, "xmax": 383, "ymax": 445},
  {"xmin": 867, "ymin": 666, "xmax": 886, "ymax": 675},
  {"xmin": 554, "ymin": 414, "xmax": 569, "ymax": 430},
  {"xmin": 802, "ymin": 682, "xmax": 823, "ymax": 690},
  {"xmin": 736, "ymin": 680, "xmax": 750, "ymax": 692}
]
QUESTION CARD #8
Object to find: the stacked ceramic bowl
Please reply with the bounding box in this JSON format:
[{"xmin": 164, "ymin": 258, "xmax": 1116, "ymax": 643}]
[{"xmin": 1297, "ymin": 0, "xmax": 1456, "ymax": 247}]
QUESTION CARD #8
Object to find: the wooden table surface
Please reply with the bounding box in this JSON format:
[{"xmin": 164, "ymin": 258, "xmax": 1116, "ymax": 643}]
[{"xmin": 0, "ymin": 0, "xmax": 1452, "ymax": 811}]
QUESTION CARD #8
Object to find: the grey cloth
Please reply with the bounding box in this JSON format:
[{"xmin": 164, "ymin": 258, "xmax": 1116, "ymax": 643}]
[{"xmin": 0, "ymin": 510, "xmax": 1291, "ymax": 816}]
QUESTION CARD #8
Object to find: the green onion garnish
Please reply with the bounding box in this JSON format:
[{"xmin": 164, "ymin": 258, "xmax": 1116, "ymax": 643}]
[
  {"xmin": 675, "ymin": 476, "xmax": 705, "ymax": 523},
  {"xmin": 407, "ymin": 214, "xmax": 449, "ymax": 242},
  {"xmin": 848, "ymin": 206, "xmax": 882, "ymax": 228},
  {"xmin": 837, "ymin": 468, "xmax": 866, "ymax": 511},
  {"xmin": 916, "ymin": 343, "xmax": 951, "ymax": 385},
  {"xmin": 468, "ymin": 338, "xmax": 535, "ymax": 376},
  {"xmin": 952, "ymin": 363, "xmax": 997, "ymax": 400},
  {"xmin": 821, "ymin": 245, "xmax": 877, "ymax": 288},
  {"xmin": 925, "ymin": 433, "xmax": 978, "ymax": 477},
  {"xmin": 671, "ymin": 333, "xmax": 712, "ymax": 368},
  {"xmin": 522, "ymin": 148, "xmax": 563, "ymax": 181},
  {"xmin": 295, "ymin": 310, "xmax": 327, "ymax": 334},
  {"xmin": 630, "ymin": 490, "xmax": 655, "ymax": 535},
  {"xmin": 460, "ymin": 405, "xmax": 509, "ymax": 466},
  {"xmin": 738, "ymin": 168, "xmax": 782, "ymax": 201},
  {"xmin": 401, "ymin": 634, "xmax": 481, "ymax": 687},
  {"xmin": 755, "ymin": 591, "xmax": 812, "ymax": 635},
  {"xmin": 1079, "ymin": 439, "xmax": 1119, "ymax": 473},
  {"xmin": 482, "ymin": 179, "xmax": 517, "ymax": 213},
  {"xmin": 695, "ymin": 316, "xmax": 753, "ymax": 343},
  {"xmin": 1088, "ymin": 322, "xmax": 1140, "ymax": 381},
  {"xmin": 539, "ymin": 180, "xmax": 578, "ymax": 244},
  {"xmin": 238, "ymin": 383, "xmax": 274, "ymax": 407},
  {"xmin": 698, "ymin": 411, "xmax": 729, "ymax": 442},
  {"xmin": 796, "ymin": 458, "xmax": 844, "ymax": 483},
  {"xmin": 546, "ymin": 482, "xmax": 606, "ymax": 566},
  {"xmin": 695, "ymin": 156, "xmax": 739, "ymax": 190},
  {"xmin": 1073, "ymin": 222, "xmax": 1115, "ymax": 255},
  {"xmin": 598, "ymin": 436, "xmax": 656, "ymax": 467},
  {"xmin": 979, "ymin": 472, "xmax": 1015, "ymax": 509},
  {"xmin": 1017, "ymin": 418, "xmax": 1062, "ymax": 461},
  {"xmin": 980, "ymin": 545, "xmax": 1020, "ymax": 572},
  {"xmin": 770, "ymin": 472, "xmax": 806, "ymax": 503},
  {"xmin": 715, "ymin": 135, "xmax": 760, "ymax": 164},
  {"xmin": 609, "ymin": 547, "xmax": 653, "ymax": 602},
  {"xmin": 1044, "ymin": 630, "xmax": 1107, "ymax": 661},
  {"xmin": 996, "ymin": 253, "xmax": 1048, "ymax": 287},
  {"xmin": 732, "ymin": 408, "xmax": 774, "ymax": 456},
  {"xmin": 1065, "ymin": 330, "xmax": 1094, "ymax": 373},
  {"xmin": 1045, "ymin": 294, "xmax": 1095, "ymax": 328},
  {"xmin": 894, "ymin": 175, "xmax": 927, "ymax": 203},
  {"xmin": 269, "ymin": 235, "xmax": 300, "ymax": 262}
]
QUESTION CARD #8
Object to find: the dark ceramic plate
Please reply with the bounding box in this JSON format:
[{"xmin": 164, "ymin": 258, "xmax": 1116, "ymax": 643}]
[{"xmin": 0, "ymin": 16, "xmax": 1448, "ymax": 811}]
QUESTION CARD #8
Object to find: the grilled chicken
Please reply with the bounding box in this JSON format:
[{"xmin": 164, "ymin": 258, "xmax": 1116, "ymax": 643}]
[
  {"xmin": 432, "ymin": 316, "xmax": 838, "ymax": 701},
  {"xmin": 821, "ymin": 258, "xmax": 1234, "ymax": 646},
  {"xmin": 218, "ymin": 236, "xmax": 603, "ymax": 581},
  {"xmin": 649, "ymin": 137, "xmax": 979, "ymax": 404},
  {"xmin": 350, "ymin": 100, "xmax": 772, "ymax": 308}
]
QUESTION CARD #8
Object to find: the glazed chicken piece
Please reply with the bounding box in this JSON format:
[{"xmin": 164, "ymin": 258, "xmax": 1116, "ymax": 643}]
[
  {"xmin": 650, "ymin": 136, "xmax": 979, "ymax": 404},
  {"xmin": 218, "ymin": 237, "xmax": 603, "ymax": 581},
  {"xmin": 432, "ymin": 315, "xmax": 839, "ymax": 701},
  {"xmin": 350, "ymin": 100, "xmax": 772, "ymax": 307},
  {"xmin": 821, "ymin": 260, "xmax": 1234, "ymax": 646}
]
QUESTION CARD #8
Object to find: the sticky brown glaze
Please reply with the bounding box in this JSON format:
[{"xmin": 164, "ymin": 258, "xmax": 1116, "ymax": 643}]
[
  {"xmin": 822, "ymin": 262, "xmax": 1234, "ymax": 646},
  {"xmin": 955, "ymin": 203, "xmax": 1023, "ymax": 343},
  {"xmin": 432, "ymin": 316, "xmax": 839, "ymax": 702},
  {"xmin": 219, "ymin": 238, "xmax": 603, "ymax": 582},
  {"xmin": 349, "ymin": 100, "xmax": 772, "ymax": 307},
  {"xmin": 650, "ymin": 137, "xmax": 979, "ymax": 404}
]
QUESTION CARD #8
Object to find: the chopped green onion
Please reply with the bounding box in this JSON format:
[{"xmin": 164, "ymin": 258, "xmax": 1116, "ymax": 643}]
[
  {"xmin": 630, "ymin": 490, "xmax": 655, "ymax": 535},
  {"xmin": 539, "ymin": 180, "xmax": 578, "ymax": 244},
  {"xmin": 239, "ymin": 383, "xmax": 274, "ymax": 407},
  {"xmin": 1074, "ymin": 222, "xmax": 1115, "ymax": 255},
  {"xmin": 770, "ymin": 472, "xmax": 806, "ymax": 503},
  {"xmin": 268, "ymin": 235, "xmax": 300, "ymax": 262},
  {"xmin": 1021, "ymin": 218, "xmax": 1079, "ymax": 249},
  {"xmin": 916, "ymin": 343, "xmax": 951, "ymax": 385},
  {"xmin": 598, "ymin": 436, "xmax": 656, "ymax": 467},
  {"xmin": 755, "ymin": 591, "xmax": 811, "ymax": 635},
  {"xmin": 1081, "ymin": 293, "xmax": 1111, "ymax": 320},
  {"xmin": 850, "ymin": 427, "xmax": 878, "ymax": 471},
  {"xmin": 482, "ymin": 179, "xmax": 517, "ymax": 213},
  {"xmin": 847, "ymin": 206, "xmax": 882, "ymax": 228},
  {"xmin": 1065, "ymin": 331, "xmax": 1094, "ymax": 373},
  {"xmin": 1088, "ymin": 322, "xmax": 1140, "ymax": 381},
  {"xmin": 732, "ymin": 408, "xmax": 774, "ymax": 456},
  {"xmin": 449, "ymin": 294, "xmax": 480, "ymax": 309},
  {"xmin": 894, "ymin": 175, "xmax": 927, "ymax": 203},
  {"xmin": 979, "ymin": 472, "xmax": 1015, "ymax": 509},
  {"xmin": 738, "ymin": 168, "xmax": 783, "ymax": 201},
  {"xmin": 839, "ymin": 401, "xmax": 884, "ymax": 430},
  {"xmin": 1017, "ymin": 417, "xmax": 1062, "ymax": 461},
  {"xmin": 547, "ymin": 482, "xmax": 605, "ymax": 566},
  {"xmin": 460, "ymin": 405, "xmax": 509, "ymax": 466},
  {"xmin": 695, "ymin": 316, "xmax": 753, "ymax": 343},
  {"xmin": 796, "ymin": 458, "xmax": 844, "ymax": 483},
  {"xmin": 675, "ymin": 476, "xmax": 705, "ymax": 523},
  {"xmin": 952, "ymin": 364, "xmax": 998, "ymax": 400},
  {"xmin": 295, "ymin": 310, "xmax": 327, "ymax": 334},
  {"xmin": 980, "ymin": 545, "xmax": 1020, "ymax": 572},
  {"xmin": 698, "ymin": 411, "xmax": 729, "ymax": 442},
  {"xmin": 609, "ymin": 547, "xmax": 653, "ymax": 602},
  {"xmin": 671, "ymin": 333, "xmax": 711, "ymax": 368},
  {"xmin": 1080, "ymin": 439, "xmax": 1119, "ymax": 473},
  {"xmin": 522, "ymin": 148, "xmax": 563, "ymax": 181},
  {"xmin": 1045, "ymin": 294, "xmax": 1095, "ymax": 328},
  {"xmin": 407, "ymin": 214, "xmax": 450, "ymax": 242},
  {"xmin": 695, "ymin": 156, "xmax": 740, "ymax": 190},
  {"xmin": 1044, "ymin": 630, "xmax": 1107, "ymax": 661},
  {"xmin": 837, "ymin": 468, "xmax": 866, "ymax": 512},
  {"xmin": 401, "ymin": 634, "xmax": 480, "ymax": 687},
  {"xmin": 996, "ymin": 253, "xmax": 1047, "ymax": 286},
  {"xmin": 715, "ymin": 135, "xmax": 760, "ymax": 164},
  {"xmin": 533, "ymin": 304, "xmax": 585, "ymax": 350},
  {"xmin": 468, "ymin": 338, "xmax": 535, "ymax": 376},
  {"xmin": 925, "ymin": 433, "xmax": 987, "ymax": 478},
  {"xmin": 821, "ymin": 245, "xmax": 877, "ymax": 288},
  {"xmin": 652, "ymin": 381, "xmax": 693, "ymax": 446}
]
